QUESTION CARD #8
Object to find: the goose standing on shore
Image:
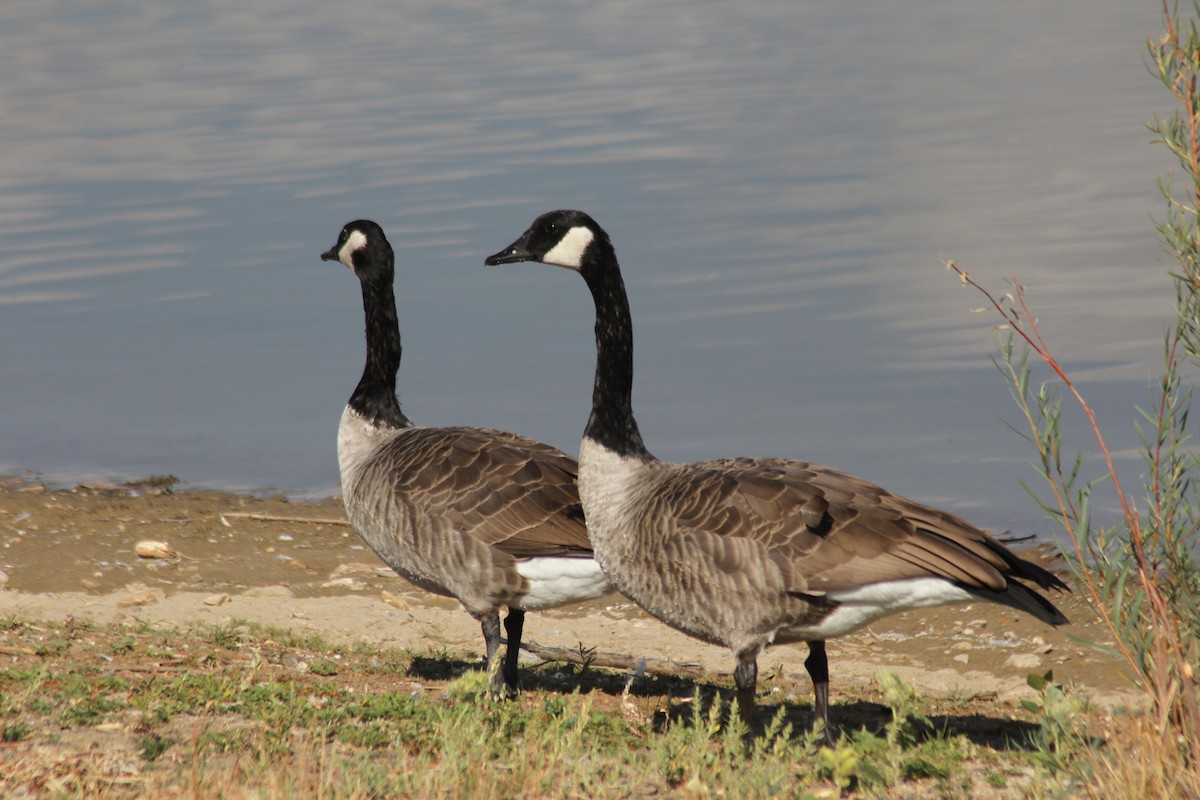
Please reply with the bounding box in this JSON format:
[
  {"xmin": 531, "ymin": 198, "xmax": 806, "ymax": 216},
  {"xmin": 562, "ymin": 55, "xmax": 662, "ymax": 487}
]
[
  {"xmin": 485, "ymin": 209, "xmax": 1068, "ymax": 731},
  {"xmin": 323, "ymin": 219, "xmax": 611, "ymax": 693}
]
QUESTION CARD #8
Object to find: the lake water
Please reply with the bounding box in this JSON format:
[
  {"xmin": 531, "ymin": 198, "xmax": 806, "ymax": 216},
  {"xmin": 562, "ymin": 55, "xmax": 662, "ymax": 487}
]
[{"xmin": 0, "ymin": 1, "xmax": 1172, "ymax": 540}]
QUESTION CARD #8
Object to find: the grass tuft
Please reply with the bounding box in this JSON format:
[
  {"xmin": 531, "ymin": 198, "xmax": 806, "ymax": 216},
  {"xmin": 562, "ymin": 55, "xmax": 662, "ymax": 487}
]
[{"xmin": 0, "ymin": 620, "xmax": 1070, "ymax": 798}]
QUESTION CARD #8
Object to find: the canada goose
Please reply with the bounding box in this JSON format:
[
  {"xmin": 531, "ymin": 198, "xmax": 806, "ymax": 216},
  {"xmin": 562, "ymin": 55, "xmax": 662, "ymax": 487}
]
[
  {"xmin": 323, "ymin": 219, "xmax": 611, "ymax": 693},
  {"xmin": 485, "ymin": 209, "xmax": 1069, "ymax": 731}
]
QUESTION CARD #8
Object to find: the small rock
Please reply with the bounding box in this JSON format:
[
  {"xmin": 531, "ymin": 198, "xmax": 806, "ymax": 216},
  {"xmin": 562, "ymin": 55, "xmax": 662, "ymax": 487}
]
[
  {"xmin": 332, "ymin": 562, "xmax": 378, "ymax": 576},
  {"xmin": 281, "ymin": 652, "xmax": 307, "ymax": 671},
  {"xmin": 380, "ymin": 590, "xmax": 407, "ymax": 611},
  {"xmin": 0, "ymin": 568, "xmax": 8, "ymax": 587},
  {"xmin": 135, "ymin": 540, "xmax": 175, "ymax": 559},
  {"xmin": 118, "ymin": 589, "xmax": 165, "ymax": 608},
  {"xmin": 203, "ymin": 593, "xmax": 231, "ymax": 607},
  {"xmin": 953, "ymin": 654, "xmax": 970, "ymax": 664},
  {"xmin": 1005, "ymin": 653, "xmax": 1043, "ymax": 670},
  {"xmin": 321, "ymin": 577, "xmax": 365, "ymax": 590}
]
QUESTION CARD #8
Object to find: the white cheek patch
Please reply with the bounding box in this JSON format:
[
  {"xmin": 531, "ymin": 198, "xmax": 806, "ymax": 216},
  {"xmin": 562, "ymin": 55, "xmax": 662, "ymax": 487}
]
[
  {"xmin": 541, "ymin": 226, "xmax": 594, "ymax": 269},
  {"xmin": 338, "ymin": 229, "xmax": 369, "ymax": 268}
]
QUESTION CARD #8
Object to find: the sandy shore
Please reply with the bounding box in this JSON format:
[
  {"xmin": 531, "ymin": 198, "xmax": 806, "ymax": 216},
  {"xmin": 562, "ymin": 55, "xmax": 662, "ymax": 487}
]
[{"xmin": 0, "ymin": 474, "xmax": 1139, "ymax": 710}]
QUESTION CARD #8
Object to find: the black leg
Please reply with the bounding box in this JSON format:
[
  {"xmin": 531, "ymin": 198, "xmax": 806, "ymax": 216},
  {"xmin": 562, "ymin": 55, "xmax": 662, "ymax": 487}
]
[
  {"xmin": 805, "ymin": 640, "xmax": 831, "ymax": 742},
  {"xmin": 502, "ymin": 608, "xmax": 525, "ymax": 695},
  {"xmin": 733, "ymin": 657, "xmax": 758, "ymax": 729},
  {"xmin": 481, "ymin": 615, "xmax": 503, "ymax": 689}
]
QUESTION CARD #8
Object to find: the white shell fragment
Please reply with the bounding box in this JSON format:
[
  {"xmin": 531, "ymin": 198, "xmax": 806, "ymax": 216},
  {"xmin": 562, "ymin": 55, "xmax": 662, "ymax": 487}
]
[{"xmin": 135, "ymin": 540, "xmax": 176, "ymax": 559}]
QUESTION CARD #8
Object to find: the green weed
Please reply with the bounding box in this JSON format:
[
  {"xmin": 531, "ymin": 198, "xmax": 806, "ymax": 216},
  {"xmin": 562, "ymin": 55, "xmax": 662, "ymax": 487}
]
[{"xmin": 943, "ymin": 6, "xmax": 1200, "ymax": 797}]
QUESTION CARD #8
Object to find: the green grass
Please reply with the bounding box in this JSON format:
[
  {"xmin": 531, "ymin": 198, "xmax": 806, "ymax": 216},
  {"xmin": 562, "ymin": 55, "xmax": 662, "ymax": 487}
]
[{"xmin": 0, "ymin": 619, "xmax": 1088, "ymax": 799}]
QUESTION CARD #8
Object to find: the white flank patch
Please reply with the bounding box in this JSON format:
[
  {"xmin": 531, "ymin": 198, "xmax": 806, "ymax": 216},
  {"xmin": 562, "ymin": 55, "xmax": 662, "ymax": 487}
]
[
  {"xmin": 541, "ymin": 226, "xmax": 594, "ymax": 269},
  {"xmin": 337, "ymin": 229, "xmax": 369, "ymax": 268},
  {"xmin": 800, "ymin": 578, "xmax": 976, "ymax": 639},
  {"xmin": 515, "ymin": 557, "xmax": 610, "ymax": 610}
]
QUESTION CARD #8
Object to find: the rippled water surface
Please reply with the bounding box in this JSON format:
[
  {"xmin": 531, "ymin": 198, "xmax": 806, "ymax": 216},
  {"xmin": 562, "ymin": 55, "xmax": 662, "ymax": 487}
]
[{"xmin": 0, "ymin": 1, "xmax": 1170, "ymax": 538}]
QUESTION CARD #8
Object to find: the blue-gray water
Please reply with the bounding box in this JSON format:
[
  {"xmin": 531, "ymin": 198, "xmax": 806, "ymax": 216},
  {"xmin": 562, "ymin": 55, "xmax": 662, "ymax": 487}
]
[{"xmin": 0, "ymin": 1, "xmax": 1171, "ymax": 540}]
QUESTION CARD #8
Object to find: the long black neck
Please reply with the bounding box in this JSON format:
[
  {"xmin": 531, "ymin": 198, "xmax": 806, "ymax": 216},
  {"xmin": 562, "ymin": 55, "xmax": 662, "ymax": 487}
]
[
  {"xmin": 579, "ymin": 239, "xmax": 652, "ymax": 459},
  {"xmin": 350, "ymin": 274, "xmax": 410, "ymax": 429}
]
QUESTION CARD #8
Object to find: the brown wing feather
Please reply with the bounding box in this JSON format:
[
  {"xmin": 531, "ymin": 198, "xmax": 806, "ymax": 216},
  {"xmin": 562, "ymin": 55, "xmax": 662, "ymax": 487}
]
[
  {"xmin": 652, "ymin": 456, "xmax": 1057, "ymax": 594},
  {"xmin": 374, "ymin": 427, "xmax": 591, "ymax": 558}
]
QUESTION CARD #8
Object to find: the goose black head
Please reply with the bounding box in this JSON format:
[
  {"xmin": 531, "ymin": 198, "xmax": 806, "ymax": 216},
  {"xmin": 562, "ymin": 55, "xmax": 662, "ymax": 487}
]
[
  {"xmin": 485, "ymin": 209, "xmax": 605, "ymax": 273},
  {"xmin": 322, "ymin": 220, "xmax": 393, "ymax": 280}
]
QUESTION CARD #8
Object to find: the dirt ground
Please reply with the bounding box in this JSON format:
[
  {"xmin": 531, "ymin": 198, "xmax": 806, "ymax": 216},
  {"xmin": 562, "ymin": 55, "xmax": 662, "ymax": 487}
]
[{"xmin": 0, "ymin": 472, "xmax": 1140, "ymax": 715}]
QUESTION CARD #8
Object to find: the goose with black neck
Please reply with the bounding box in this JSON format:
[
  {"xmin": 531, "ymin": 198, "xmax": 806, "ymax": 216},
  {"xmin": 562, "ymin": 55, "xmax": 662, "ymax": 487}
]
[
  {"xmin": 323, "ymin": 219, "xmax": 611, "ymax": 694},
  {"xmin": 485, "ymin": 209, "xmax": 1069, "ymax": 734}
]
